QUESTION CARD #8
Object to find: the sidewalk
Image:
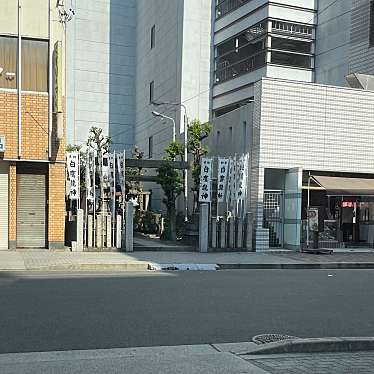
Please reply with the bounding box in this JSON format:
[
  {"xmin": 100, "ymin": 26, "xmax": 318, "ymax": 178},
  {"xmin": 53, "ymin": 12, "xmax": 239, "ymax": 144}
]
[
  {"xmin": 2, "ymin": 249, "xmax": 374, "ymax": 271},
  {"xmin": 1, "ymin": 342, "xmax": 374, "ymax": 373}
]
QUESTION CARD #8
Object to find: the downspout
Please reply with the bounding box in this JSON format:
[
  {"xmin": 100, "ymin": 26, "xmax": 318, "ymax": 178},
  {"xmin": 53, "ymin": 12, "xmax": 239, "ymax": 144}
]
[
  {"xmin": 48, "ymin": 0, "xmax": 53, "ymax": 159},
  {"xmin": 17, "ymin": 0, "xmax": 22, "ymax": 158}
]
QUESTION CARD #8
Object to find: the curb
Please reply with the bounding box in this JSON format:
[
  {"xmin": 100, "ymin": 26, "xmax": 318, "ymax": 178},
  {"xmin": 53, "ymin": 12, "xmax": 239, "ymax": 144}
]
[
  {"xmin": 218, "ymin": 263, "xmax": 374, "ymax": 270},
  {"xmin": 239, "ymin": 337, "xmax": 374, "ymax": 355},
  {"xmin": 25, "ymin": 263, "xmax": 150, "ymax": 271}
]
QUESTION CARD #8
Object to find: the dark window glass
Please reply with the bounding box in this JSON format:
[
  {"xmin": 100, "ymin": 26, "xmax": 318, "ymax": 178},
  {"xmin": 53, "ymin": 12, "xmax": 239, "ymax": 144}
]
[
  {"xmin": 370, "ymin": 1, "xmax": 374, "ymax": 47},
  {"xmin": 148, "ymin": 136, "xmax": 153, "ymax": 158},
  {"xmin": 0, "ymin": 36, "xmax": 48, "ymax": 91},
  {"xmin": 271, "ymin": 37, "xmax": 312, "ymax": 54},
  {"xmin": 151, "ymin": 25, "xmax": 156, "ymax": 49},
  {"xmin": 149, "ymin": 80, "xmax": 154, "ymax": 103},
  {"xmin": 271, "ymin": 51, "xmax": 311, "ymax": 69}
]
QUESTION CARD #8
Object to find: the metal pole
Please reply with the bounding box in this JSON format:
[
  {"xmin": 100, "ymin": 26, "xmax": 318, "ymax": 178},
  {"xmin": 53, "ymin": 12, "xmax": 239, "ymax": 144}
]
[
  {"xmin": 93, "ymin": 149, "xmax": 96, "ymax": 247},
  {"xmin": 48, "ymin": 0, "xmax": 52, "ymax": 159},
  {"xmin": 171, "ymin": 117, "xmax": 176, "ymax": 142},
  {"xmin": 184, "ymin": 113, "xmax": 188, "ymax": 222},
  {"xmin": 84, "ymin": 151, "xmax": 88, "ymax": 246},
  {"xmin": 17, "ymin": 0, "xmax": 22, "ymax": 158},
  {"xmin": 112, "ymin": 150, "xmax": 116, "ymax": 246},
  {"xmin": 122, "ymin": 150, "xmax": 126, "ymax": 248},
  {"xmin": 306, "ymin": 171, "xmax": 311, "ymax": 250}
]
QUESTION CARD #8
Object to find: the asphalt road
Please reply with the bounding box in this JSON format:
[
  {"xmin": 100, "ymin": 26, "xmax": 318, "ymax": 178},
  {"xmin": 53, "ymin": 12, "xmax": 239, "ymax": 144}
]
[{"xmin": 1, "ymin": 269, "xmax": 374, "ymax": 354}]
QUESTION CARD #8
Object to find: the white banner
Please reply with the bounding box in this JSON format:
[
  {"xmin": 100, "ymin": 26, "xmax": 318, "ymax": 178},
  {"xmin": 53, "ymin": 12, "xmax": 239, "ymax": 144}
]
[
  {"xmin": 237, "ymin": 155, "xmax": 248, "ymax": 201},
  {"xmin": 217, "ymin": 158, "xmax": 229, "ymax": 203},
  {"xmin": 86, "ymin": 151, "xmax": 94, "ymax": 202},
  {"xmin": 101, "ymin": 153, "xmax": 110, "ymax": 189},
  {"xmin": 116, "ymin": 150, "xmax": 126, "ymax": 195},
  {"xmin": 199, "ymin": 157, "xmax": 213, "ymax": 203},
  {"xmin": 108, "ymin": 153, "xmax": 115, "ymax": 194},
  {"xmin": 66, "ymin": 151, "xmax": 80, "ymax": 200}
]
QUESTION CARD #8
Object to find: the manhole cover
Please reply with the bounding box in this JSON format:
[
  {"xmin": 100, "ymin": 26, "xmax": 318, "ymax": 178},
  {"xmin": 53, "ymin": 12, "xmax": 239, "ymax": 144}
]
[{"xmin": 252, "ymin": 334, "xmax": 298, "ymax": 345}]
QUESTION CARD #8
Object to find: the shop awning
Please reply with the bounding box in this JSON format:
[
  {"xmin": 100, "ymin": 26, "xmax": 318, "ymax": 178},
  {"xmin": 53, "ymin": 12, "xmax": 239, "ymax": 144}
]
[{"xmin": 312, "ymin": 175, "xmax": 374, "ymax": 196}]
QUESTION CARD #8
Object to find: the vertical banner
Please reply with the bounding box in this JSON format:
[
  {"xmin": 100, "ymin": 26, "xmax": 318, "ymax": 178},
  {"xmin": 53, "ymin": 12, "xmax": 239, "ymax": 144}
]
[
  {"xmin": 86, "ymin": 151, "xmax": 94, "ymax": 202},
  {"xmin": 231, "ymin": 155, "xmax": 238, "ymax": 202},
  {"xmin": 116, "ymin": 151, "xmax": 126, "ymax": 196},
  {"xmin": 108, "ymin": 153, "xmax": 115, "ymax": 194},
  {"xmin": 237, "ymin": 155, "xmax": 246, "ymax": 201},
  {"xmin": 217, "ymin": 158, "xmax": 229, "ymax": 203},
  {"xmin": 199, "ymin": 157, "xmax": 213, "ymax": 203},
  {"xmin": 66, "ymin": 151, "xmax": 80, "ymax": 200}
]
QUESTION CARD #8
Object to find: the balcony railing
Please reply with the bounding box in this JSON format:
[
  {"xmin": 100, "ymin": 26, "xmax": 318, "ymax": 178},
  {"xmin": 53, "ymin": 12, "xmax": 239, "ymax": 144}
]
[
  {"xmin": 215, "ymin": 51, "xmax": 266, "ymax": 84},
  {"xmin": 216, "ymin": 0, "xmax": 251, "ymax": 19}
]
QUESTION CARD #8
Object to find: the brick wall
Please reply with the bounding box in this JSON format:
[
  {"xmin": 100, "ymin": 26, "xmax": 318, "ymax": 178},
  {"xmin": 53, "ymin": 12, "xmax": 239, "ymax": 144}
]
[
  {"xmin": 0, "ymin": 90, "xmax": 64, "ymax": 161},
  {"xmin": 48, "ymin": 163, "xmax": 65, "ymax": 248}
]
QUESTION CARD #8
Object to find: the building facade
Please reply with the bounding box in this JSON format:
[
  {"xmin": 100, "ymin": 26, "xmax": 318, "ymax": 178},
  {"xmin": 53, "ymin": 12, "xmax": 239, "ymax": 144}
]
[{"xmin": 0, "ymin": 0, "xmax": 66, "ymax": 250}]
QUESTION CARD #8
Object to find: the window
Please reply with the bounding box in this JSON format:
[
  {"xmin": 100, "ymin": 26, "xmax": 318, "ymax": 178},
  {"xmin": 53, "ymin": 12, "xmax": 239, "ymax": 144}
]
[
  {"xmin": 271, "ymin": 51, "xmax": 311, "ymax": 69},
  {"xmin": 216, "ymin": 0, "xmax": 251, "ymax": 19},
  {"xmin": 151, "ymin": 25, "xmax": 156, "ymax": 49},
  {"xmin": 148, "ymin": 136, "xmax": 153, "ymax": 158},
  {"xmin": 370, "ymin": 1, "xmax": 374, "ymax": 47},
  {"xmin": 0, "ymin": 36, "xmax": 48, "ymax": 91},
  {"xmin": 149, "ymin": 80, "xmax": 154, "ymax": 103}
]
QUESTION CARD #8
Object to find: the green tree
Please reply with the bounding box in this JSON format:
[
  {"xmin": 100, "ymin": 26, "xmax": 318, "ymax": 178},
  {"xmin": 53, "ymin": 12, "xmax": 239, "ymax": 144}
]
[
  {"xmin": 187, "ymin": 119, "xmax": 212, "ymax": 211},
  {"xmin": 157, "ymin": 141, "xmax": 184, "ymax": 241}
]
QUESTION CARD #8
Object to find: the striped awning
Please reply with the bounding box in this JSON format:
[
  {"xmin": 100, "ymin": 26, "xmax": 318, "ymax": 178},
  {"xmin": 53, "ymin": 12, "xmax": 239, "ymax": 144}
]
[{"xmin": 312, "ymin": 175, "xmax": 374, "ymax": 196}]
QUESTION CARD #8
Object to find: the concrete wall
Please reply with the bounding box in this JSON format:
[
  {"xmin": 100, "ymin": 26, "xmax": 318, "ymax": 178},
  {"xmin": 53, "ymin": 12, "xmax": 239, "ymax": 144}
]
[
  {"xmin": 0, "ymin": 0, "xmax": 49, "ymax": 38},
  {"xmin": 258, "ymin": 77, "xmax": 374, "ymax": 174},
  {"xmin": 349, "ymin": 0, "xmax": 374, "ymax": 76},
  {"xmin": 315, "ymin": 0, "xmax": 352, "ymax": 86},
  {"xmin": 135, "ymin": 0, "xmax": 212, "ymax": 211},
  {"xmin": 66, "ymin": 0, "xmax": 136, "ymax": 150}
]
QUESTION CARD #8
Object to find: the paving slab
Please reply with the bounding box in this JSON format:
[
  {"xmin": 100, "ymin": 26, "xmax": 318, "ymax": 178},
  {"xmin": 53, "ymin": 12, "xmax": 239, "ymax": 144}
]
[
  {"xmin": 0, "ymin": 251, "xmax": 25, "ymax": 270},
  {"xmin": 0, "ymin": 346, "xmax": 268, "ymax": 374}
]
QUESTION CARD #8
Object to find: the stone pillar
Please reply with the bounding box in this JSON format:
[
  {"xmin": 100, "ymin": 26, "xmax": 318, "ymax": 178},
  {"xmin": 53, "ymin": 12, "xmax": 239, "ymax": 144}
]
[
  {"xmin": 106, "ymin": 215, "xmax": 112, "ymax": 248},
  {"xmin": 116, "ymin": 215, "xmax": 122, "ymax": 249},
  {"xmin": 96, "ymin": 214, "xmax": 103, "ymax": 248},
  {"xmin": 125, "ymin": 202, "xmax": 134, "ymax": 252},
  {"xmin": 87, "ymin": 215, "xmax": 93, "ymax": 247},
  {"xmin": 245, "ymin": 212, "xmax": 254, "ymax": 251},
  {"xmin": 236, "ymin": 218, "xmax": 243, "ymax": 249},
  {"xmin": 228, "ymin": 217, "xmax": 235, "ymax": 248},
  {"xmin": 76, "ymin": 209, "xmax": 84, "ymax": 251},
  {"xmin": 211, "ymin": 218, "xmax": 217, "ymax": 249},
  {"xmin": 219, "ymin": 218, "xmax": 226, "ymax": 249},
  {"xmin": 199, "ymin": 203, "xmax": 209, "ymax": 253}
]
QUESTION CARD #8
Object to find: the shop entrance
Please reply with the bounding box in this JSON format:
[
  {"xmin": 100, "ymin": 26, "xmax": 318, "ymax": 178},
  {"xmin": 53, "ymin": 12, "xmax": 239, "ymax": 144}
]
[{"xmin": 302, "ymin": 174, "xmax": 374, "ymax": 249}]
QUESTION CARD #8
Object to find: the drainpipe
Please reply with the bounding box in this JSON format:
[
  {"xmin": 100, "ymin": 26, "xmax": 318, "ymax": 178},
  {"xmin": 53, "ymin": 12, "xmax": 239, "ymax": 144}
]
[
  {"xmin": 17, "ymin": 0, "xmax": 22, "ymax": 159},
  {"xmin": 48, "ymin": 0, "xmax": 53, "ymax": 160}
]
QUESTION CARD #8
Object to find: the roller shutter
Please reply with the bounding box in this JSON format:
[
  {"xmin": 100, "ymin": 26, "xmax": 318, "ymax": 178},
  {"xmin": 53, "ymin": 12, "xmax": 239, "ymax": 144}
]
[
  {"xmin": 17, "ymin": 174, "xmax": 46, "ymax": 248},
  {"xmin": 0, "ymin": 163, "xmax": 8, "ymax": 250}
]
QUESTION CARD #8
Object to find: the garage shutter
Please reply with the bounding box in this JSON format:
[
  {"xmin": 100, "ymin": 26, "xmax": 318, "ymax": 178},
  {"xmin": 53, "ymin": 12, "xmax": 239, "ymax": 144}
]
[
  {"xmin": 17, "ymin": 174, "xmax": 46, "ymax": 248},
  {"xmin": 0, "ymin": 163, "xmax": 8, "ymax": 250}
]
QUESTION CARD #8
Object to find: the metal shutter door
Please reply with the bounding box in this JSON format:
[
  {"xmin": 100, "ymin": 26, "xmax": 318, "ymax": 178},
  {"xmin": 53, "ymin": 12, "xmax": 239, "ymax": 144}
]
[
  {"xmin": 0, "ymin": 164, "xmax": 8, "ymax": 250},
  {"xmin": 17, "ymin": 174, "xmax": 46, "ymax": 248}
]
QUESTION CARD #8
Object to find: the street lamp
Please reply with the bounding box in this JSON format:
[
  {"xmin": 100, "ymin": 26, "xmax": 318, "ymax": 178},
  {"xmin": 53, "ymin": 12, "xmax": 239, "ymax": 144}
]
[
  {"xmin": 151, "ymin": 111, "xmax": 176, "ymax": 142},
  {"xmin": 153, "ymin": 102, "xmax": 189, "ymax": 223}
]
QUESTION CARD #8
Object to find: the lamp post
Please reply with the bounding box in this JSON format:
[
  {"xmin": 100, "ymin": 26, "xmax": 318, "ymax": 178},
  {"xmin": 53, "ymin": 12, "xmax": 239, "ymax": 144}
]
[
  {"xmin": 153, "ymin": 102, "xmax": 189, "ymax": 222},
  {"xmin": 151, "ymin": 111, "xmax": 176, "ymax": 142}
]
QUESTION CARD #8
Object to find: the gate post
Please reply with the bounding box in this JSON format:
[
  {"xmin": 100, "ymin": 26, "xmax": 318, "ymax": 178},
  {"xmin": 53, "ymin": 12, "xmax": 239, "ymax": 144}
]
[
  {"xmin": 87, "ymin": 215, "xmax": 93, "ymax": 247},
  {"xmin": 125, "ymin": 201, "xmax": 134, "ymax": 252},
  {"xmin": 211, "ymin": 217, "xmax": 217, "ymax": 249},
  {"xmin": 199, "ymin": 203, "xmax": 209, "ymax": 253},
  {"xmin": 245, "ymin": 212, "xmax": 253, "ymax": 251},
  {"xmin": 116, "ymin": 215, "xmax": 122, "ymax": 249},
  {"xmin": 228, "ymin": 217, "xmax": 235, "ymax": 248},
  {"xmin": 236, "ymin": 218, "xmax": 243, "ymax": 249},
  {"xmin": 76, "ymin": 209, "xmax": 84, "ymax": 251},
  {"xmin": 219, "ymin": 218, "xmax": 226, "ymax": 249},
  {"xmin": 106, "ymin": 215, "xmax": 112, "ymax": 248}
]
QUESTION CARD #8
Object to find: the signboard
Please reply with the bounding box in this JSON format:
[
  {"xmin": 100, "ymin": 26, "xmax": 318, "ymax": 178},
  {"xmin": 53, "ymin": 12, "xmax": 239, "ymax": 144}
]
[
  {"xmin": 66, "ymin": 152, "xmax": 80, "ymax": 200},
  {"xmin": 0, "ymin": 136, "xmax": 5, "ymax": 152},
  {"xmin": 308, "ymin": 208, "xmax": 319, "ymax": 232},
  {"xmin": 237, "ymin": 154, "xmax": 248, "ymax": 201},
  {"xmin": 199, "ymin": 157, "xmax": 212, "ymax": 203},
  {"xmin": 217, "ymin": 158, "xmax": 229, "ymax": 202}
]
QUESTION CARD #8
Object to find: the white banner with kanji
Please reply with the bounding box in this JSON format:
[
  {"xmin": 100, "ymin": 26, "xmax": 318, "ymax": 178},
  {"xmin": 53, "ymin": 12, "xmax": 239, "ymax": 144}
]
[
  {"xmin": 66, "ymin": 152, "xmax": 80, "ymax": 200},
  {"xmin": 199, "ymin": 157, "xmax": 213, "ymax": 203},
  {"xmin": 217, "ymin": 158, "xmax": 229, "ymax": 202}
]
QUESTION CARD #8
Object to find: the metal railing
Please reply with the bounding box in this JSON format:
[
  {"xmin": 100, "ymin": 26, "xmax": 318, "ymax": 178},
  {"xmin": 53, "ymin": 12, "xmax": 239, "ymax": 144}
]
[
  {"xmin": 215, "ymin": 51, "xmax": 266, "ymax": 84},
  {"xmin": 216, "ymin": 0, "xmax": 251, "ymax": 19}
]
